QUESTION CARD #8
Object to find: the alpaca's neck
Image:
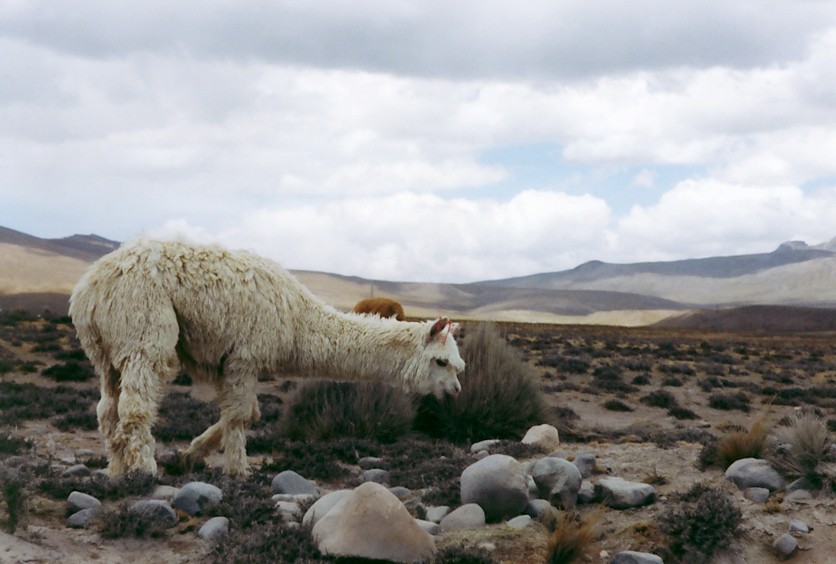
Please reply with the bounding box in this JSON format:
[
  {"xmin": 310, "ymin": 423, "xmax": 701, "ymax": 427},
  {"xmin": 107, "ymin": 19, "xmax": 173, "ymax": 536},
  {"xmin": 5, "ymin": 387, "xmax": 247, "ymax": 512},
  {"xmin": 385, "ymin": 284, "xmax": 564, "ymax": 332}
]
[{"xmin": 294, "ymin": 306, "xmax": 420, "ymax": 384}]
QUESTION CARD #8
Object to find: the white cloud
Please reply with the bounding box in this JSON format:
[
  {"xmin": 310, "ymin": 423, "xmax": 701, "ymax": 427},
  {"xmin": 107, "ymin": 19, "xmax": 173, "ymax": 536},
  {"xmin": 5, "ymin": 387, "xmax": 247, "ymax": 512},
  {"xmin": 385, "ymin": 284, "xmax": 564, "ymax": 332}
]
[
  {"xmin": 616, "ymin": 180, "xmax": 836, "ymax": 260},
  {"xmin": 151, "ymin": 190, "xmax": 613, "ymax": 282}
]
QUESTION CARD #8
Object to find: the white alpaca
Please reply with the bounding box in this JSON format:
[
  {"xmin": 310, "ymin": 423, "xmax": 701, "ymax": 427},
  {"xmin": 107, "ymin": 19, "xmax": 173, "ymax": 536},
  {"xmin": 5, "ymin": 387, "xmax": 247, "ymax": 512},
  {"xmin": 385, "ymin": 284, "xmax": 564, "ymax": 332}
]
[{"xmin": 69, "ymin": 239, "xmax": 465, "ymax": 477}]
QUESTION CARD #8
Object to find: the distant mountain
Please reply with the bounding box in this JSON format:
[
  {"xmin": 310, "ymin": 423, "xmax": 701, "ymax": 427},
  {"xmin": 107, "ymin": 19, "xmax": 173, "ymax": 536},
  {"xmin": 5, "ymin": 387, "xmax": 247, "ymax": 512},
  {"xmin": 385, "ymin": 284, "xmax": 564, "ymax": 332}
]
[
  {"xmin": 481, "ymin": 240, "xmax": 836, "ymax": 307},
  {"xmin": 0, "ymin": 226, "xmax": 119, "ymax": 262},
  {"xmin": 1, "ymin": 225, "xmax": 834, "ymax": 327}
]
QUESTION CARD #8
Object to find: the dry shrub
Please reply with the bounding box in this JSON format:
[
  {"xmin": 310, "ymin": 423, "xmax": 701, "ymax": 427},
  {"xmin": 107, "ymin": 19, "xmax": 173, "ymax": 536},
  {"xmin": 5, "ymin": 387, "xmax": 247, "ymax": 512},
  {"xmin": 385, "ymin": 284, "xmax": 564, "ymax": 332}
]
[
  {"xmin": 415, "ymin": 322, "xmax": 550, "ymax": 443},
  {"xmin": 545, "ymin": 510, "xmax": 600, "ymax": 564},
  {"xmin": 714, "ymin": 413, "xmax": 771, "ymax": 469},
  {"xmin": 768, "ymin": 409, "xmax": 834, "ymax": 492},
  {"xmin": 660, "ymin": 484, "xmax": 742, "ymax": 563},
  {"xmin": 282, "ymin": 380, "xmax": 415, "ymax": 443}
]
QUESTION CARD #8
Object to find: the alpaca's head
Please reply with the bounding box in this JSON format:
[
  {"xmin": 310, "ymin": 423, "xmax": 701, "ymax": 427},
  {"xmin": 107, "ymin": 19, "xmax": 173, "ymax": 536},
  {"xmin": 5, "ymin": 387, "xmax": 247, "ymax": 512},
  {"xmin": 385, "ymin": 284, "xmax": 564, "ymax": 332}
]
[{"xmin": 413, "ymin": 317, "xmax": 465, "ymax": 399}]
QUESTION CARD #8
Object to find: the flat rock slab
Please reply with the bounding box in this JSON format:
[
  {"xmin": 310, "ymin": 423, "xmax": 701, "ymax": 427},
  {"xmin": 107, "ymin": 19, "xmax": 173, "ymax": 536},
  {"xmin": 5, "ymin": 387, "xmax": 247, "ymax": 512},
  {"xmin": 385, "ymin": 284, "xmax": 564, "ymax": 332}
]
[{"xmin": 595, "ymin": 477, "xmax": 656, "ymax": 509}]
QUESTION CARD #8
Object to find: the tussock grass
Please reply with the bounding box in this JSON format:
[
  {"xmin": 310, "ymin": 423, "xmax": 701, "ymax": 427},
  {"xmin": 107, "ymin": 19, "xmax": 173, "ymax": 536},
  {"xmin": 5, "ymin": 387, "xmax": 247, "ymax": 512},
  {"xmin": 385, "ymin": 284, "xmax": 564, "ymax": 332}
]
[
  {"xmin": 714, "ymin": 412, "xmax": 771, "ymax": 469},
  {"xmin": 545, "ymin": 510, "xmax": 600, "ymax": 564},
  {"xmin": 415, "ymin": 322, "xmax": 550, "ymax": 443},
  {"xmin": 281, "ymin": 380, "xmax": 415, "ymax": 443},
  {"xmin": 769, "ymin": 409, "xmax": 834, "ymax": 492}
]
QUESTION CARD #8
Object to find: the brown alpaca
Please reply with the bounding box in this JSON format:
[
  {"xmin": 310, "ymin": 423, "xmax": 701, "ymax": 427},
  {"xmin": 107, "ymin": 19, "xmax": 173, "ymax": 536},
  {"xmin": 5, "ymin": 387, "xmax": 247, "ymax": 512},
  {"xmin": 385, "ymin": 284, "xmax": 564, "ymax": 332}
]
[{"xmin": 353, "ymin": 297, "xmax": 406, "ymax": 321}]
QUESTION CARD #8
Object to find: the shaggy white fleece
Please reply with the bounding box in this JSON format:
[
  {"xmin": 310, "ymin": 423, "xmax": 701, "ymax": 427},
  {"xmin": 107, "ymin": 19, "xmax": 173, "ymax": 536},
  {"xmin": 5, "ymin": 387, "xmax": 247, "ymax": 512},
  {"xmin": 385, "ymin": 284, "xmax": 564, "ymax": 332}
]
[{"xmin": 70, "ymin": 239, "xmax": 464, "ymax": 477}]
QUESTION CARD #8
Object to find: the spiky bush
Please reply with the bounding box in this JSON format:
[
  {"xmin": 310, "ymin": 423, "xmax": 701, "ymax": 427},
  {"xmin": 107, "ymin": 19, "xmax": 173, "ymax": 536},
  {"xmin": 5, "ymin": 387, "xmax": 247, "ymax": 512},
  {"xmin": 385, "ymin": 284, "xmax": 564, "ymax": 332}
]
[
  {"xmin": 768, "ymin": 410, "xmax": 834, "ymax": 492},
  {"xmin": 545, "ymin": 510, "xmax": 600, "ymax": 564},
  {"xmin": 660, "ymin": 484, "xmax": 742, "ymax": 563},
  {"xmin": 714, "ymin": 414, "xmax": 771, "ymax": 469},
  {"xmin": 414, "ymin": 322, "xmax": 550, "ymax": 443},
  {"xmin": 282, "ymin": 380, "xmax": 415, "ymax": 443}
]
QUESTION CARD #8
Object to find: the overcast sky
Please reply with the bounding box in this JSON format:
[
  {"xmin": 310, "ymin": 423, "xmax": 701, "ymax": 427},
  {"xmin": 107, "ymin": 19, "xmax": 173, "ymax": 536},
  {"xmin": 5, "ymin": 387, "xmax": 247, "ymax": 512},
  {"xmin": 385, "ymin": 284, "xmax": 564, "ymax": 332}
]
[{"xmin": 2, "ymin": 1, "xmax": 836, "ymax": 282}]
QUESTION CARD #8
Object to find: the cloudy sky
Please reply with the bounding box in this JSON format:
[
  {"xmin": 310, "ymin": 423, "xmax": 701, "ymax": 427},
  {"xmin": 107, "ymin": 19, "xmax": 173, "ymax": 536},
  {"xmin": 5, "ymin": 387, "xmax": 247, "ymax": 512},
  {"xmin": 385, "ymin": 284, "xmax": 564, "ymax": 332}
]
[{"xmin": 2, "ymin": 1, "xmax": 836, "ymax": 282}]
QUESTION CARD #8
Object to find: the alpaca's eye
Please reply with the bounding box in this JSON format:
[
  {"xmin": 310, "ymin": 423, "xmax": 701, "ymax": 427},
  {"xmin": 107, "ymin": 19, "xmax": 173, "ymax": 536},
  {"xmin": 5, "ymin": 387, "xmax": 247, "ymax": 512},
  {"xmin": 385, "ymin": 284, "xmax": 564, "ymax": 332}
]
[{"xmin": 435, "ymin": 358, "xmax": 449, "ymax": 367}]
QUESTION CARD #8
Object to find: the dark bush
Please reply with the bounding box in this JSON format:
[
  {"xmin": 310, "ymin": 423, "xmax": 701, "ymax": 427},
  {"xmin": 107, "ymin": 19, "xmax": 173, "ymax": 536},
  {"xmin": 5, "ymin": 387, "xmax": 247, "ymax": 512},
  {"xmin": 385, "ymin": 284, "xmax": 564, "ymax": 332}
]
[
  {"xmin": 414, "ymin": 322, "xmax": 550, "ymax": 443},
  {"xmin": 39, "ymin": 470, "xmax": 156, "ymax": 501},
  {"xmin": 209, "ymin": 522, "xmax": 326, "ymax": 563},
  {"xmin": 0, "ymin": 465, "xmax": 31, "ymax": 533},
  {"xmin": 668, "ymin": 406, "xmax": 699, "ymax": 420},
  {"xmin": 640, "ymin": 389, "xmax": 678, "ymax": 410},
  {"xmin": 603, "ymin": 399, "xmax": 633, "ymax": 412},
  {"xmin": 0, "ymin": 382, "xmax": 97, "ymax": 426},
  {"xmin": 631, "ymin": 374, "xmax": 651, "ymax": 386},
  {"xmin": 662, "ymin": 377, "xmax": 683, "ymax": 387},
  {"xmin": 99, "ymin": 502, "xmax": 169, "ymax": 539},
  {"xmin": 41, "ymin": 361, "xmax": 94, "ymax": 382},
  {"xmin": 660, "ymin": 485, "xmax": 742, "ymax": 562},
  {"xmin": 53, "ymin": 410, "xmax": 98, "ymax": 432},
  {"xmin": 281, "ymin": 380, "xmax": 415, "ymax": 443},
  {"xmin": 154, "ymin": 391, "xmax": 220, "ymax": 442},
  {"xmin": 433, "ymin": 544, "xmax": 495, "ymax": 563},
  {"xmin": 0, "ymin": 432, "xmax": 31, "ymax": 455},
  {"xmin": 708, "ymin": 392, "xmax": 751, "ymax": 412}
]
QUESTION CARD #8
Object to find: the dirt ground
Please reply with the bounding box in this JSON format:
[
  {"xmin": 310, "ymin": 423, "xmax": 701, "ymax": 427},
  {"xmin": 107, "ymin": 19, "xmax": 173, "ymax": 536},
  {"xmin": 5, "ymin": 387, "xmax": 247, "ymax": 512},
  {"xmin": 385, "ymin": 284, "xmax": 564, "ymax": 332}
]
[{"xmin": 1, "ymin": 317, "xmax": 834, "ymax": 563}]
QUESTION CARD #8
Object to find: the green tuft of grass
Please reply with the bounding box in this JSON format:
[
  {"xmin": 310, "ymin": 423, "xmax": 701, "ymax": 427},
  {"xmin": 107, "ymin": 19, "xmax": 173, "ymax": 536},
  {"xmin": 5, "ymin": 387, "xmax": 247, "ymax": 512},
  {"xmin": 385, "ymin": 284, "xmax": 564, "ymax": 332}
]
[{"xmin": 768, "ymin": 410, "xmax": 834, "ymax": 492}]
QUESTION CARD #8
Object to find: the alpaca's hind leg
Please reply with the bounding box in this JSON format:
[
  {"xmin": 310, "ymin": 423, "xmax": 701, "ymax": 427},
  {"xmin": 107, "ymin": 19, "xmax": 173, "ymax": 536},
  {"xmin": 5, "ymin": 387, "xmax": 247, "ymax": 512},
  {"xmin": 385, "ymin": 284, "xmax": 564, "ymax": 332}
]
[
  {"xmin": 181, "ymin": 421, "xmax": 223, "ymax": 469},
  {"xmin": 97, "ymin": 366, "xmax": 128, "ymax": 476},
  {"xmin": 217, "ymin": 361, "xmax": 261, "ymax": 477},
  {"xmin": 110, "ymin": 354, "xmax": 166, "ymax": 475}
]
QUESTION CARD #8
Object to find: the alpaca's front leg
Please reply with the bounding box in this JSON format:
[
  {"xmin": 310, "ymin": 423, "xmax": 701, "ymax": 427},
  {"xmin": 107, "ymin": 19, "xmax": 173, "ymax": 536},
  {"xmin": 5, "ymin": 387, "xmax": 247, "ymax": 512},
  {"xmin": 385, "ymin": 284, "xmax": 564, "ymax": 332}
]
[
  {"xmin": 110, "ymin": 356, "xmax": 163, "ymax": 475},
  {"xmin": 217, "ymin": 361, "xmax": 260, "ymax": 477}
]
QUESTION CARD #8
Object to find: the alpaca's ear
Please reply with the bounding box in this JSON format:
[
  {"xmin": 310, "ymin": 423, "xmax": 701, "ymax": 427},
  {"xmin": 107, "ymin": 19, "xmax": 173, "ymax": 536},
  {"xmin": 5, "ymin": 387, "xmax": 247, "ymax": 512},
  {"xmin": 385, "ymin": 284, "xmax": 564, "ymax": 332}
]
[{"xmin": 427, "ymin": 317, "xmax": 449, "ymax": 343}]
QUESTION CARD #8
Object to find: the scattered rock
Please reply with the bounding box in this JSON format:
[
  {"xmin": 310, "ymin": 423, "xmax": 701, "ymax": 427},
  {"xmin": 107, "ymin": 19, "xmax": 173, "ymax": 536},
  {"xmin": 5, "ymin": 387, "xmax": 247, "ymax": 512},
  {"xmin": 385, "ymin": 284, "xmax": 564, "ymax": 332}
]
[
  {"xmin": 521, "ymin": 424, "xmax": 560, "ymax": 452},
  {"xmin": 358, "ymin": 456, "xmax": 383, "ymax": 470},
  {"xmin": 530, "ymin": 457, "xmax": 582, "ymax": 509},
  {"xmin": 416, "ymin": 519, "xmax": 441, "ymax": 535},
  {"xmin": 439, "ymin": 503, "xmax": 486, "ymax": 532},
  {"xmin": 272, "ymin": 470, "xmax": 318, "ymax": 496},
  {"xmin": 62, "ymin": 464, "xmax": 90, "ymax": 478},
  {"xmin": 506, "ymin": 514, "xmax": 532, "ymax": 530},
  {"xmin": 363, "ymin": 468, "xmax": 390, "ymax": 484},
  {"xmin": 129, "ymin": 500, "xmax": 178, "ymax": 529},
  {"xmin": 151, "ymin": 485, "xmax": 179, "ymax": 500},
  {"xmin": 67, "ymin": 508, "xmax": 99, "ymax": 528},
  {"xmin": 470, "ymin": 439, "xmax": 500, "ymax": 453},
  {"xmin": 595, "ymin": 477, "xmax": 656, "ymax": 509},
  {"xmin": 788, "ymin": 518, "xmax": 810, "ymax": 535},
  {"xmin": 424, "ymin": 505, "xmax": 450, "ymax": 524},
  {"xmin": 784, "ymin": 489, "xmax": 812, "ymax": 503},
  {"xmin": 171, "ymin": 481, "xmax": 223, "ymax": 516},
  {"xmin": 577, "ymin": 480, "xmax": 597, "ymax": 504},
  {"xmin": 773, "ymin": 533, "xmax": 798, "ymax": 558},
  {"xmin": 388, "ymin": 486, "xmax": 410, "ymax": 499},
  {"xmin": 198, "ymin": 516, "xmax": 229, "ymax": 541},
  {"xmin": 67, "ymin": 491, "xmax": 101, "ymax": 512},
  {"xmin": 743, "ymin": 487, "xmax": 770, "ymax": 503},
  {"xmin": 610, "ymin": 551, "xmax": 664, "ymax": 564},
  {"xmin": 725, "ymin": 458, "xmax": 785, "ymax": 491},
  {"xmin": 302, "ymin": 490, "xmax": 352, "ymax": 528},
  {"xmin": 312, "ymin": 482, "xmax": 435, "ymax": 562},
  {"xmin": 460, "ymin": 454, "xmax": 529, "ymax": 522},
  {"xmin": 524, "ymin": 499, "xmax": 555, "ymax": 521},
  {"xmin": 275, "ymin": 501, "xmax": 303, "ymax": 521},
  {"xmin": 572, "ymin": 453, "xmax": 598, "ymax": 478}
]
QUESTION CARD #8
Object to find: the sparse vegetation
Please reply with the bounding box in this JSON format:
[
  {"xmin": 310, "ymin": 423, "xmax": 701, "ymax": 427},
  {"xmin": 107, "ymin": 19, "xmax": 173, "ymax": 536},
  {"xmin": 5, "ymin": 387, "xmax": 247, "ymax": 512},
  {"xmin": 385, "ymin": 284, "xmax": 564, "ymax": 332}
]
[
  {"xmin": 708, "ymin": 391, "xmax": 751, "ymax": 412},
  {"xmin": 415, "ymin": 322, "xmax": 550, "ymax": 443},
  {"xmin": 660, "ymin": 484, "xmax": 742, "ymax": 563},
  {"xmin": 0, "ymin": 465, "xmax": 30, "ymax": 533},
  {"xmin": 281, "ymin": 380, "xmax": 415, "ymax": 443},
  {"xmin": 768, "ymin": 409, "xmax": 834, "ymax": 492},
  {"xmin": 544, "ymin": 510, "xmax": 600, "ymax": 564},
  {"xmin": 712, "ymin": 413, "xmax": 771, "ymax": 469}
]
